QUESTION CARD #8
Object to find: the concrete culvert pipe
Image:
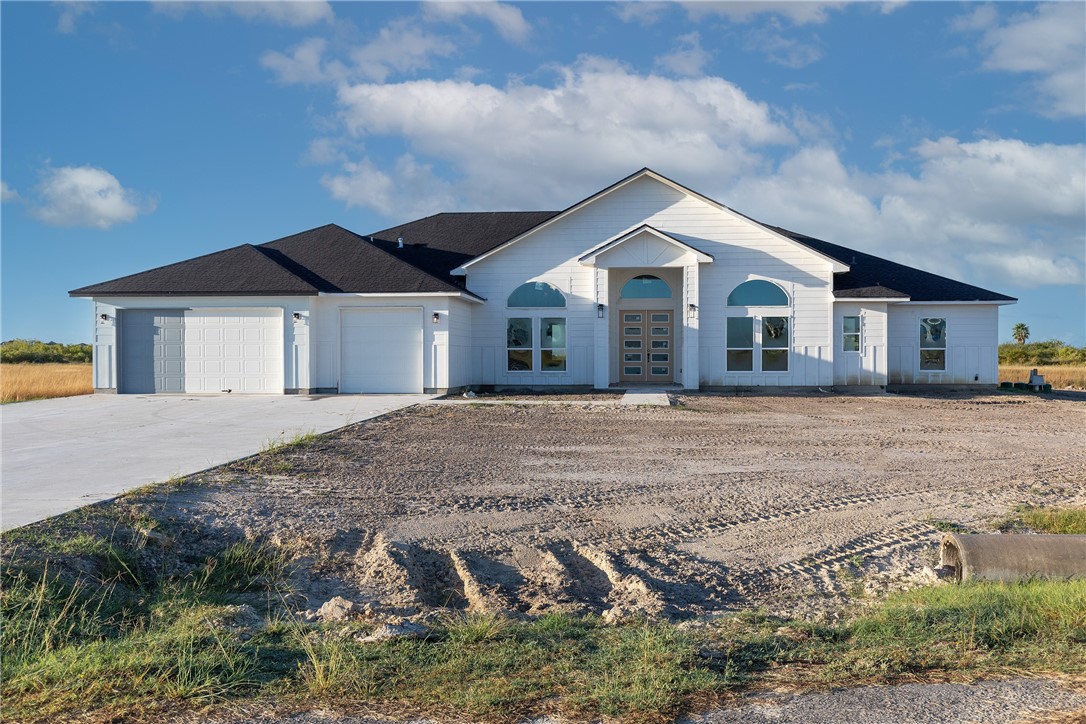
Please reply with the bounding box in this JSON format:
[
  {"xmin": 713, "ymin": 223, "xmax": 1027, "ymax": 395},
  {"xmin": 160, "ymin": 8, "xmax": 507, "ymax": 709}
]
[{"xmin": 940, "ymin": 533, "xmax": 1086, "ymax": 583}]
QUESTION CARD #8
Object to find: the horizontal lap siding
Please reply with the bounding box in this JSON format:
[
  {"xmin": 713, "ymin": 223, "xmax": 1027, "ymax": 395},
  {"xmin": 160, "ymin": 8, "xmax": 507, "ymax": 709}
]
[
  {"xmin": 887, "ymin": 304, "xmax": 999, "ymax": 384},
  {"xmin": 466, "ymin": 176, "xmax": 836, "ymax": 387}
]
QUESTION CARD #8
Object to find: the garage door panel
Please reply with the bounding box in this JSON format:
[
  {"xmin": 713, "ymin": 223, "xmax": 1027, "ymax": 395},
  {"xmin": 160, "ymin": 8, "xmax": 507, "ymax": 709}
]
[{"xmin": 340, "ymin": 308, "xmax": 423, "ymax": 393}]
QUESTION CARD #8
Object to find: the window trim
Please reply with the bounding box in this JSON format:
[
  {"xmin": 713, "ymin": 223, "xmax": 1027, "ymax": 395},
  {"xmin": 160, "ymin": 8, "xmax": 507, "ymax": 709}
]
[
  {"xmin": 842, "ymin": 315, "xmax": 862, "ymax": 353},
  {"xmin": 726, "ymin": 314, "xmax": 792, "ymax": 373},
  {"xmin": 919, "ymin": 317, "xmax": 947, "ymax": 372},
  {"xmin": 506, "ymin": 317, "xmax": 533, "ymax": 373},
  {"xmin": 726, "ymin": 279, "xmax": 790, "ymax": 307},
  {"xmin": 507, "ymin": 281, "xmax": 566, "ymax": 309},
  {"xmin": 540, "ymin": 316, "xmax": 567, "ymax": 373},
  {"xmin": 506, "ymin": 314, "xmax": 569, "ymax": 374}
]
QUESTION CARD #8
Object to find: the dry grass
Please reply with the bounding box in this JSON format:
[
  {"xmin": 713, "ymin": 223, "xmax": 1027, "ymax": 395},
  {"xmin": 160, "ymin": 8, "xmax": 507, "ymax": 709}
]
[
  {"xmin": 0, "ymin": 363, "xmax": 93, "ymax": 403},
  {"xmin": 999, "ymin": 365, "xmax": 1086, "ymax": 389}
]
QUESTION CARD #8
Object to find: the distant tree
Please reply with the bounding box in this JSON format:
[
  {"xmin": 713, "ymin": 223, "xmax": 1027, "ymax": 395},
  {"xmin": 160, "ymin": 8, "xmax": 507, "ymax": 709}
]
[{"xmin": 1012, "ymin": 323, "xmax": 1030, "ymax": 345}]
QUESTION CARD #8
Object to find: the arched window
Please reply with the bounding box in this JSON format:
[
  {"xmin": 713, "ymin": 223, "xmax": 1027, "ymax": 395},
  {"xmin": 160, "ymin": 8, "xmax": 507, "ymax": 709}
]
[
  {"xmin": 727, "ymin": 280, "xmax": 788, "ymax": 306},
  {"xmin": 620, "ymin": 275, "xmax": 672, "ymax": 299},
  {"xmin": 507, "ymin": 281, "xmax": 565, "ymax": 308}
]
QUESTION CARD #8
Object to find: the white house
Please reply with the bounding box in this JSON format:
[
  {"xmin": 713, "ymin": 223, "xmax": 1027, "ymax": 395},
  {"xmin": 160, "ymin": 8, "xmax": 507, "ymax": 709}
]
[{"xmin": 71, "ymin": 169, "xmax": 1015, "ymax": 394}]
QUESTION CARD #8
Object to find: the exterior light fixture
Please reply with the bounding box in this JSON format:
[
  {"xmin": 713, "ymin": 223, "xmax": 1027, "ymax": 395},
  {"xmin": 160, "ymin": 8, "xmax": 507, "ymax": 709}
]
[
  {"xmin": 688, "ymin": 303, "xmax": 697, "ymax": 319},
  {"xmin": 292, "ymin": 312, "xmax": 302, "ymax": 321},
  {"xmin": 597, "ymin": 304, "xmax": 605, "ymax": 319},
  {"xmin": 99, "ymin": 313, "xmax": 109, "ymax": 322},
  {"xmin": 432, "ymin": 312, "xmax": 440, "ymax": 324}
]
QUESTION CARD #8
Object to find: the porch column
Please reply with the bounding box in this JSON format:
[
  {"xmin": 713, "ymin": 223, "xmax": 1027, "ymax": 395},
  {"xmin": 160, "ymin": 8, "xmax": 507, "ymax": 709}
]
[
  {"xmin": 681, "ymin": 263, "xmax": 700, "ymax": 389},
  {"xmin": 593, "ymin": 267, "xmax": 610, "ymax": 389}
]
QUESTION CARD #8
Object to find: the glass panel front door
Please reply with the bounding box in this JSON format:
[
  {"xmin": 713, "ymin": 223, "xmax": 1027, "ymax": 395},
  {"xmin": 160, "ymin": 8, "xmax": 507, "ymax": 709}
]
[{"xmin": 620, "ymin": 310, "xmax": 673, "ymax": 383}]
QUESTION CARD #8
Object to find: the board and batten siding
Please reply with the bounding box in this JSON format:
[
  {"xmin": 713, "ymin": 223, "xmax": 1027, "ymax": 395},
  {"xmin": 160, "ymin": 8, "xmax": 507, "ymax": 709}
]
[
  {"xmin": 465, "ymin": 175, "xmax": 839, "ymax": 387},
  {"xmin": 886, "ymin": 304, "xmax": 1000, "ymax": 384},
  {"xmin": 310, "ymin": 295, "xmax": 455, "ymax": 393},
  {"xmin": 832, "ymin": 303, "xmax": 888, "ymax": 386},
  {"xmin": 92, "ymin": 296, "xmax": 310, "ymax": 392},
  {"xmin": 446, "ymin": 297, "xmax": 475, "ymax": 391}
]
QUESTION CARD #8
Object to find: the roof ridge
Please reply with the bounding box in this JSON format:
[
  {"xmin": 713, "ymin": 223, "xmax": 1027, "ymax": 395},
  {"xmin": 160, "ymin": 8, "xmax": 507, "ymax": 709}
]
[{"xmin": 345, "ymin": 228, "xmax": 477, "ymax": 295}]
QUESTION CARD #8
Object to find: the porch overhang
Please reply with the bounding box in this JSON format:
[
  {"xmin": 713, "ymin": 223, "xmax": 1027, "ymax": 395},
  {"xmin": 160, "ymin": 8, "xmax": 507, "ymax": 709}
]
[{"xmin": 578, "ymin": 224, "xmax": 714, "ymax": 268}]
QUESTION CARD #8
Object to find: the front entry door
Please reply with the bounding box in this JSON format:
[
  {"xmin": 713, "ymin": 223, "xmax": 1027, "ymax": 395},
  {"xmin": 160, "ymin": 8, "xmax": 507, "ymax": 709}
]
[{"xmin": 620, "ymin": 310, "xmax": 674, "ymax": 383}]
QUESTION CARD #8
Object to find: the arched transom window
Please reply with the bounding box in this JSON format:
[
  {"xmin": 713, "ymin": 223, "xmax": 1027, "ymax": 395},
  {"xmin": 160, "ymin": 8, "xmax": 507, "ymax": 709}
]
[
  {"xmin": 620, "ymin": 274, "xmax": 672, "ymax": 299},
  {"xmin": 727, "ymin": 279, "xmax": 788, "ymax": 306},
  {"xmin": 507, "ymin": 281, "xmax": 565, "ymax": 308}
]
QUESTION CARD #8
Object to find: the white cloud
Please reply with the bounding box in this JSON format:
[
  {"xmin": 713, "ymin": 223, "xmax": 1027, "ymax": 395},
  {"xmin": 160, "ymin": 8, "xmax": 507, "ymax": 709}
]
[
  {"xmin": 724, "ymin": 137, "xmax": 1085, "ymax": 289},
  {"xmin": 350, "ymin": 19, "xmax": 458, "ymax": 82},
  {"xmin": 614, "ymin": 2, "xmax": 670, "ymax": 26},
  {"xmin": 30, "ymin": 165, "xmax": 153, "ymax": 229},
  {"xmin": 955, "ymin": 3, "xmax": 1085, "ymax": 118},
  {"xmin": 55, "ymin": 1, "xmax": 93, "ymax": 34},
  {"xmin": 655, "ymin": 32, "xmax": 712, "ymax": 77},
  {"xmin": 1, "ymin": 181, "xmax": 20, "ymax": 203},
  {"xmin": 154, "ymin": 1, "xmax": 333, "ymax": 27},
  {"xmin": 423, "ymin": 2, "xmax": 530, "ymax": 43},
  {"xmin": 326, "ymin": 56, "xmax": 795, "ymax": 214},
  {"xmin": 744, "ymin": 25, "xmax": 824, "ymax": 68},
  {"xmin": 261, "ymin": 37, "xmax": 336, "ymax": 85},
  {"xmin": 683, "ymin": 2, "xmax": 847, "ymax": 26},
  {"xmin": 322, "ymin": 155, "xmax": 456, "ymax": 219}
]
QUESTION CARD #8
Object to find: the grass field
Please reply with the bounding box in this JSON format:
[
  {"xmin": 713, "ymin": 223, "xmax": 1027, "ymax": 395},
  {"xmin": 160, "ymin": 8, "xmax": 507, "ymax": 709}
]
[
  {"xmin": 999, "ymin": 364, "xmax": 1086, "ymax": 389},
  {"xmin": 0, "ymin": 363, "xmax": 92, "ymax": 403},
  {"xmin": 3, "ymin": 505, "xmax": 1086, "ymax": 722}
]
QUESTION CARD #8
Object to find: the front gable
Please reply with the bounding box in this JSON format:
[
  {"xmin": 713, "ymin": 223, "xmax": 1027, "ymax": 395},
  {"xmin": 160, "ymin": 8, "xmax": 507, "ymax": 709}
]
[
  {"xmin": 454, "ymin": 169, "xmax": 847, "ymax": 277},
  {"xmin": 579, "ymin": 225, "xmax": 714, "ymax": 269}
]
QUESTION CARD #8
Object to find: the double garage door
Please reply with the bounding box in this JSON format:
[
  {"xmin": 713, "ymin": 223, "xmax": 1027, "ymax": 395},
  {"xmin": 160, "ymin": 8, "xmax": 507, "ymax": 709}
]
[{"xmin": 120, "ymin": 309, "xmax": 283, "ymax": 394}]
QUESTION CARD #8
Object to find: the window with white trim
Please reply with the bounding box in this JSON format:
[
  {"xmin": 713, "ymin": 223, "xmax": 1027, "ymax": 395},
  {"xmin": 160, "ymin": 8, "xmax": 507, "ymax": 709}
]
[
  {"xmin": 726, "ymin": 317, "xmax": 754, "ymax": 371},
  {"xmin": 920, "ymin": 318, "xmax": 946, "ymax": 371},
  {"xmin": 762, "ymin": 316, "xmax": 789, "ymax": 372},
  {"xmin": 506, "ymin": 282, "xmax": 567, "ymax": 373},
  {"xmin": 842, "ymin": 315, "xmax": 861, "ymax": 352}
]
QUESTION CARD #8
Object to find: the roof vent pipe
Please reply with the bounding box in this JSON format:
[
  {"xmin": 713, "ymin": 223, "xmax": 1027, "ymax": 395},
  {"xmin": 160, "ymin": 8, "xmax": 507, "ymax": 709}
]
[{"xmin": 397, "ymin": 237, "xmax": 404, "ymax": 249}]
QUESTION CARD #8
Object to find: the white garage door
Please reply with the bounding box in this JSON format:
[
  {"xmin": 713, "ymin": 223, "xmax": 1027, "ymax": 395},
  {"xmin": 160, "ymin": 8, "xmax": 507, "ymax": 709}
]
[
  {"xmin": 182, "ymin": 309, "xmax": 283, "ymax": 393},
  {"xmin": 340, "ymin": 307, "xmax": 423, "ymax": 393}
]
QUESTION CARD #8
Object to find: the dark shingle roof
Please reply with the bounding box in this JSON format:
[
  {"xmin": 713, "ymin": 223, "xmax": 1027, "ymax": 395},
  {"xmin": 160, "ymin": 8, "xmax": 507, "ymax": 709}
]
[
  {"xmin": 367, "ymin": 211, "xmax": 558, "ymax": 279},
  {"xmin": 764, "ymin": 225, "xmax": 1017, "ymax": 302},
  {"xmin": 68, "ymin": 244, "xmax": 320, "ymax": 296},
  {"xmin": 70, "ymin": 205, "xmax": 1014, "ymax": 305},
  {"xmin": 70, "ymin": 224, "xmax": 479, "ymax": 298}
]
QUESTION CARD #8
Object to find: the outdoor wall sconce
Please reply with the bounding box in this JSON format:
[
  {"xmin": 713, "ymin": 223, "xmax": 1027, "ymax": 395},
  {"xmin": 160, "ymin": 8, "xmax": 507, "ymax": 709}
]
[
  {"xmin": 688, "ymin": 303, "xmax": 698, "ymax": 319},
  {"xmin": 99, "ymin": 313, "xmax": 109, "ymax": 322},
  {"xmin": 432, "ymin": 312, "xmax": 440, "ymax": 324},
  {"xmin": 292, "ymin": 312, "xmax": 302, "ymax": 321},
  {"xmin": 597, "ymin": 304, "xmax": 605, "ymax": 319}
]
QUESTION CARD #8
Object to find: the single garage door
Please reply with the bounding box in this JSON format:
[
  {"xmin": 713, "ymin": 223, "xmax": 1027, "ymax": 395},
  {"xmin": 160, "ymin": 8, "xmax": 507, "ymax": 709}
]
[
  {"xmin": 120, "ymin": 308, "xmax": 282, "ymax": 394},
  {"xmin": 340, "ymin": 307, "xmax": 423, "ymax": 393}
]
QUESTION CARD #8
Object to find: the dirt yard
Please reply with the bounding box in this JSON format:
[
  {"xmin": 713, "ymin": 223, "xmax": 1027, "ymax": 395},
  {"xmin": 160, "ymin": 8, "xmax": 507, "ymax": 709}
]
[{"xmin": 143, "ymin": 391, "xmax": 1086, "ymax": 622}]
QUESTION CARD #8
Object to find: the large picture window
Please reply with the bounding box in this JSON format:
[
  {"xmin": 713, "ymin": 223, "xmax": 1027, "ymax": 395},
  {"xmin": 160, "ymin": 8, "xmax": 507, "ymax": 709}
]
[
  {"xmin": 727, "ymin": 280, "xmax": 788, "ymax": 306},
  {"xmin": 727, "ymin": 316, "xmax": 790, "ymax": 372},
  {"xmin": 506, "ymin": 282, "xmax": 568, "ymax": 373},
  {"xmin": 920, "ymin": 318, "xmax": 946, "ymax": 371},
  {"xmin": 508, "ymin": 281, "xmax": 565, "ymax": 308}
]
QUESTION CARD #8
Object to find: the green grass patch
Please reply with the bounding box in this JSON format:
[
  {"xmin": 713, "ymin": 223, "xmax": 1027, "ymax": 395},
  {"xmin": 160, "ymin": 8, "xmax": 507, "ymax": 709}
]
[{"xmin": 1014, "ymin": 505, "xmax": 1086, "ymax": 534}]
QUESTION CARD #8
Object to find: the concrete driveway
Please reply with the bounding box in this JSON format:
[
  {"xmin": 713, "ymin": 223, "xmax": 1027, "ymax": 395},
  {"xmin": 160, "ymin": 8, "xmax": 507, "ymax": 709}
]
[{"xmin": 1, "ymin": 393, "xmax": 433, "ymax": 531}]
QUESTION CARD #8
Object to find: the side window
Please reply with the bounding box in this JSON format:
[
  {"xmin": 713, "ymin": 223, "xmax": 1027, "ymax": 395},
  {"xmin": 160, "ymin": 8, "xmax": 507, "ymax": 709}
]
[
  {"xmin": 726, "ymin": 317, "xmax": 754, "ymax": 372},
  {"xmin": 507, "ymin": 318, "xmax": 532, "ymax": 372},
  {"xmin": 842, "ymin": 315, "xmax": 861, "ymax": 352},
  {"xmin": 762, "ymin": 317, "xmax": 789, "ymax": 372},
  {"xmin": 540, "ymin": 317, "xmax": 567, "ymax": 371},
  {"xmin": 920, "ymin": 318, "xmax": 946, "ymax": 371}
]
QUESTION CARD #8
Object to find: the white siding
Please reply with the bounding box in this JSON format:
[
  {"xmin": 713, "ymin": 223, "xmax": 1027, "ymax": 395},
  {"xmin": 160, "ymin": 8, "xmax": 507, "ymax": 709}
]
[
  {"xmin": 464, "ymin": 175, "xmax": 837, "ymax": 387},
  {"xmin": 887, "ymin": 304, "xmax": 1000, "ymax": 384},
  {"xmin": 447, "ymin": 297, "xmax": 474, "ymax": 390},
  {"xmin": 310, "ymin": 295, "xmax": 457, "ymax": 392},
  {"xmin": 833, "ymin": 303, "xmax": 888, "ymax": 386}
]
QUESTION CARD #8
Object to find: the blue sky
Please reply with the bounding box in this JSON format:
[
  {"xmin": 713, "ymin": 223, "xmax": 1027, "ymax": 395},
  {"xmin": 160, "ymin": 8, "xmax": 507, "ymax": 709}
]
[{"xmin": 2, "ymin": 1, "xmax": 1084, "ymax": 345}]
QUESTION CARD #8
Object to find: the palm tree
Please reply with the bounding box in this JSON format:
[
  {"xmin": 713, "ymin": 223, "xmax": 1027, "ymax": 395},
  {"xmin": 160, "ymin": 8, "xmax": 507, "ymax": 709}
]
[{"xmin": 1012, "ymin": 323, "xmax": 1030, "ymax": 345}]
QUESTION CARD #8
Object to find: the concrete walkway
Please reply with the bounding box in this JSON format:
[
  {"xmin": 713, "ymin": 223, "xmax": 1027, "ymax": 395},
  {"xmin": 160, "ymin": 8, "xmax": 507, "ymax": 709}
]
[
  {"xmin": 619, "ymin": 389, "xmax": 673, "ymax": 406},
  {"xmin": 1, "ymin": 393, "xmax": 432, "ymax": 531}
]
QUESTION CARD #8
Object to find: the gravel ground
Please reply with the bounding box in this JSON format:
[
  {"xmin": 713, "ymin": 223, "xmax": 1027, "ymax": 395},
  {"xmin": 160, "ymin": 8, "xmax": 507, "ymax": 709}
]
[
  {"xmin": 146, "ymin": 390, "xmax": 1086, "ymax": 622},
  {"xmin": 198, "ymin": 678, "xmax": 1086, "ymax": 724}
]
